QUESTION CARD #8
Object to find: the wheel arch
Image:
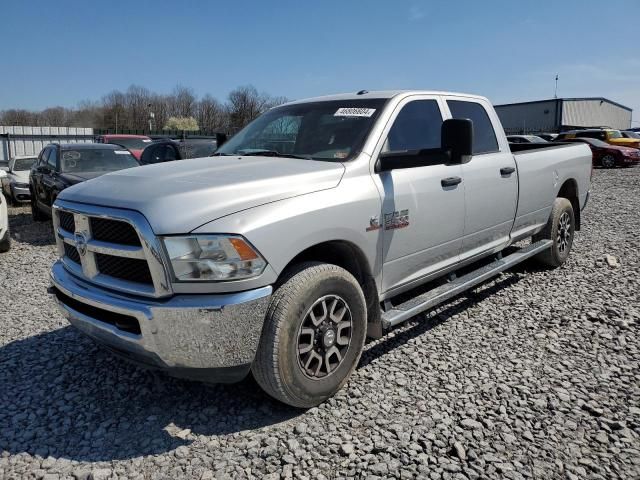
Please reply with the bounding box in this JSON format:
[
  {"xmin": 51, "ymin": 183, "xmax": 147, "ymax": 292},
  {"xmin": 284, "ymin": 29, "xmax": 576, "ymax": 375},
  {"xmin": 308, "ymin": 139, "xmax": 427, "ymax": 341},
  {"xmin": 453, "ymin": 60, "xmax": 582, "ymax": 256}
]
[
  {"xmin": 557, "ymin": 178, "xmax": 580, "ymax": 231},
  {"xmin": 277, "ymin": 240, "xmax": 382, "ymax": 338}
]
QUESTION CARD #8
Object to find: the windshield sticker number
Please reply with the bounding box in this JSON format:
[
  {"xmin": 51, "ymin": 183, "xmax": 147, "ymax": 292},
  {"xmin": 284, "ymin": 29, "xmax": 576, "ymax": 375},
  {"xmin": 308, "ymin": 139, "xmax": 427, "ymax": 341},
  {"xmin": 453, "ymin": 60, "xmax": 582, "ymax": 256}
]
[
  {"xmin": 334, "ymin": 107, "xmax": 376, "ymax": 117},
  {"xmin": 115, "ymin": 150, "xmax": 130, "ymax": 155},
  {"xmin": 62, "ymin": 151, "xmax": 81, "ymax": 160}
]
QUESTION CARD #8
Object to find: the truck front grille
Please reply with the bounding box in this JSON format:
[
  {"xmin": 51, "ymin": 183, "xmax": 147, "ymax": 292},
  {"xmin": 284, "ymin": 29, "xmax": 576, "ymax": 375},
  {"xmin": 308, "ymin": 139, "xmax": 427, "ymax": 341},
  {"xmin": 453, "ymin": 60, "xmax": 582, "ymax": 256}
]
[
  {"xmin": 53, "ymin": 202, "xmax": 171, "ymax": 298},
  {"xmin": 95, "ymin": 254, "xmax": 153, "ymax": 284},
  {"xmin": 64, "ymin": 243, "xmax": 81, "ymax": 264},
  {"xmin": 91, "ymin": 218, "xmax": 141, "ymax": 246},
  {"xmin": 59, "ymin": 211, "xmax": 75, "ymax": 233}
]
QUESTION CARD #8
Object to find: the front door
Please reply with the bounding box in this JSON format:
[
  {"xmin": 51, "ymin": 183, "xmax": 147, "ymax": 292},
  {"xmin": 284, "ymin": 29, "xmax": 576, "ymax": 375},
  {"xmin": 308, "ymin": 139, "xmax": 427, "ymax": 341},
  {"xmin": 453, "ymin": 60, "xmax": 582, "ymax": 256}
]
[{"xmin": 373, "ymin": 96, "xmax": 466, "ymax": 295}]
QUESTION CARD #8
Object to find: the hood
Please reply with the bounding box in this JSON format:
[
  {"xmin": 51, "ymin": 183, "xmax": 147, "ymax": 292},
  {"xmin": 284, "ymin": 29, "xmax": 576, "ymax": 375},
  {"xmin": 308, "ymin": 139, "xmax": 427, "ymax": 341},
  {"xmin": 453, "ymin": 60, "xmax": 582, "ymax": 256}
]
[
  {"xmin": 10, "ymin": 170, "xmax": 30, "ymax": 183},
  {"xmin": 58, "ymin": 156, "xmax": 345, "ymax": 234},
  {"xmin": 60, "ymin": 171, "xmax": 108, "ymax": 185}
]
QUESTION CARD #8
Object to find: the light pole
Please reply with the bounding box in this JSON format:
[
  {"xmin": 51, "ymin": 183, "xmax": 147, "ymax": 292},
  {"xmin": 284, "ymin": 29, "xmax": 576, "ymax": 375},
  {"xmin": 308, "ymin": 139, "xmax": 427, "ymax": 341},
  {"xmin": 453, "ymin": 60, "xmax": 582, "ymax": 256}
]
[
  {"xmin": 148, "ymin": 103, "xmax": 154, "ymax": 132},
  {"xmin": 554, "ymin": 75, "xmax": 559, "ymax": 99}
]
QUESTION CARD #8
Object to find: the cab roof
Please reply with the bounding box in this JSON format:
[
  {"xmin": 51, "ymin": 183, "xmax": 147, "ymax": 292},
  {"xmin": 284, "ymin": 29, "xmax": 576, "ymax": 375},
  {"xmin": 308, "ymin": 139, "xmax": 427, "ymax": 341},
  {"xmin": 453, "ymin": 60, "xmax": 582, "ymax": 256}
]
[{"xmin": 284, "ymin": 90, "xmax": 488, "ymax": 105}]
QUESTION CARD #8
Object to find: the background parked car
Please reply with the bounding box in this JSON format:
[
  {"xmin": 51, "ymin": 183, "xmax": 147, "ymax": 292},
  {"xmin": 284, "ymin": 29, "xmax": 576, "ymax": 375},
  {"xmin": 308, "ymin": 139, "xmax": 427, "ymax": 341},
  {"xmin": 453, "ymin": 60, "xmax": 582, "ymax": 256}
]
[
  {"xmin": 173, "ymin": 137, "xmax": 218, "ymax": 158},
  {"xmin": 536, "ymin": 133, "xmax": 558, "ymax": 141},
  {"xmin": 621, "ymin": 131, "xmax": 640, "ymax": 140},
  {"xmin": 29, "ymin": 143, "xmax": 139, "ymax": 221},
  {"xmin": 95, "ymin": 134, "xmax": 152, "ymax": 160},
  {"xmin": 0, "ymin": 174, "xmax": 10, "ymax": 252},
  {"xmin": 556, "ymin": 129, "xmax": 640, "ymax": 149},
  {"xmin": 507, "ymin": 135, "xmax": 548, "ymax": 144},
  {"xmin": 560, "ymin": 137, "xmax": 640, "ymax": 168},
  {"xmin": 1, "ymin": 155, "xmax": 37, "ymax": 204}
]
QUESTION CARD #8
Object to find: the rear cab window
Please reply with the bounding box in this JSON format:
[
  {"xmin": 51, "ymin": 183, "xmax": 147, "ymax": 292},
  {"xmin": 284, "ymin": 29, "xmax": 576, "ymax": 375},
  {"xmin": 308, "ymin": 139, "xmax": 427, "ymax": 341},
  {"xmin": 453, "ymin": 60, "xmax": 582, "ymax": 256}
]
[{"xmin": 447, "ymin": 100, "xmax": 499, "ymax": 154}]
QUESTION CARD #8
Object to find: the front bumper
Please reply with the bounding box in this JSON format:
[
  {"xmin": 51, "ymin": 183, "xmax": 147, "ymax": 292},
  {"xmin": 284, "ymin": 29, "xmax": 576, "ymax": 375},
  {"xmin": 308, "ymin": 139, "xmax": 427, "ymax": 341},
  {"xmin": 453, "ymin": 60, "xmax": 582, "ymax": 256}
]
[
  {"xmin": 49, "ymin": 260, "xmax": 272, "ymax": 383},
  {"xmin": 10, "ymin": 184, "xmax": 30, "ymax": 202}
]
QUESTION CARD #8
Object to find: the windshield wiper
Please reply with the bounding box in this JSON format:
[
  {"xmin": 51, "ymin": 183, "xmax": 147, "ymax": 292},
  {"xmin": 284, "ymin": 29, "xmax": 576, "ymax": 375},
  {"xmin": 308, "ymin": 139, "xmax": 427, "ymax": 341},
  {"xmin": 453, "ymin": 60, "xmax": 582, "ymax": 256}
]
[{"xmin": 238, "ymin": 150, "xmax": 312, "ymax": 160}]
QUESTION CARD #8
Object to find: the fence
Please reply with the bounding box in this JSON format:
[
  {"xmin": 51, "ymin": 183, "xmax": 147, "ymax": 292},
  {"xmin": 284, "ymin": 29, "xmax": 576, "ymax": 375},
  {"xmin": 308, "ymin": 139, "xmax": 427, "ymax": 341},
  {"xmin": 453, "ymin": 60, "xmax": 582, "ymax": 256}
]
[{"xmin": 0, "ymin": 126, "xmax": 94, "ymax": 165}]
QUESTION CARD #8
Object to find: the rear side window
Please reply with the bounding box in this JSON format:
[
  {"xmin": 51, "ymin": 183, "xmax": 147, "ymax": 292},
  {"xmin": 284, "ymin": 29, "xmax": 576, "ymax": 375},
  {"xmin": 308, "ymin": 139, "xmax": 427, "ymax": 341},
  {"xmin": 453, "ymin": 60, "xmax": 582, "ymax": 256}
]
[
  {"xmin": 385, "ymin": 100, "xmax": 443, "ymax": 152},
  {"xmin": 447, "ymin": 100, "xmax": 499, "ymax": 154}
]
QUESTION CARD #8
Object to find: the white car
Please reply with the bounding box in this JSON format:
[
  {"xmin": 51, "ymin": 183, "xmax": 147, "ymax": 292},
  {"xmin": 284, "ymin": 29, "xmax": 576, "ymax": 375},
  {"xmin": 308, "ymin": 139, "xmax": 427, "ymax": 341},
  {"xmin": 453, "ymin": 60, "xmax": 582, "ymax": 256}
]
[
  {"xmin": 0, "ymin": 171, "xmax": 10, "ymax": 252},
  {"xmin": 1, "ymin": 155, "xmax": 37, "ymax": 203}
]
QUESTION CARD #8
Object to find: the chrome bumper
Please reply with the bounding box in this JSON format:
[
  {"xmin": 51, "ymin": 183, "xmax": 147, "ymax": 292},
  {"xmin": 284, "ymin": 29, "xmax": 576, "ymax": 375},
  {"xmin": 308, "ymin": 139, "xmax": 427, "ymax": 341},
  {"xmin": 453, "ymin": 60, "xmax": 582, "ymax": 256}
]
[
  {"xmin": 49, "ymin": 260, "xmax": 272, "ymax": 383},
  {"xmin": 11, "ymin": 184, "xmax": 30, "ymax": 202}
]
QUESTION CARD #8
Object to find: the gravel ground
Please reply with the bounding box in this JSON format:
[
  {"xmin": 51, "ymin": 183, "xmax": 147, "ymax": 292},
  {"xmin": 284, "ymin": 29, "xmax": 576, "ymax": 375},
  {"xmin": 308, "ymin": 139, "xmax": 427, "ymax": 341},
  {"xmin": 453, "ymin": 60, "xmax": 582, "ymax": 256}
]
[{"xmin": 1, "ymin": 168, "xmax": 639, "ymax": 480}]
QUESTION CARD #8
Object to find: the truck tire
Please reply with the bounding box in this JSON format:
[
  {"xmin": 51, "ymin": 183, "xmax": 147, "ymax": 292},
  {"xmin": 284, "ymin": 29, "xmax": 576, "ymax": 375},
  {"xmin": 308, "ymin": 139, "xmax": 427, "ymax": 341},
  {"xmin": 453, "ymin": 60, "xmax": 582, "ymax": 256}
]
[
  {"xmin": 0, "ymin": 228, "xmax": 10, "ymax": 252},
  {"xmin": 533, "ymin": 197, "xmax": 574, "ymax": 268},
  {"xmin": 30, "ymin": 196, "xmax": 46, "ymax": 222},
  {"xmin": 252, "ymin": 262, "xmax": 367, "ymax": 408}
]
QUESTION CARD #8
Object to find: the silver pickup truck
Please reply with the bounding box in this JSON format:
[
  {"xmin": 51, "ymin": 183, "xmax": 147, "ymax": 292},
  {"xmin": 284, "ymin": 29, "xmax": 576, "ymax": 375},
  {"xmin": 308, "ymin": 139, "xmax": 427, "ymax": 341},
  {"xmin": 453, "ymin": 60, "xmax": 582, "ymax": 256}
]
[{"xmin": 49, "ymin": 90, "xmax": 592, "ymax": 407}]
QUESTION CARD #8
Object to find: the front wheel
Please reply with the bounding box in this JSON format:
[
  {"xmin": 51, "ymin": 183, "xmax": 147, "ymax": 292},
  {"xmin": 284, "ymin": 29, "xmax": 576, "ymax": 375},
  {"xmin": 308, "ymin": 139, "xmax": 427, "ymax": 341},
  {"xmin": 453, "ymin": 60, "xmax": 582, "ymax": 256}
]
[
  {"xmin": 30, "ymin": 195, "xmax": 46, "ymax": 222},
  {"xmin": 533, "ymin": 197, "xmax": 575, "ymax": 268},
  {"xmin": 252, "ymin": 262, "xmax": 367, "ymax": 408}
]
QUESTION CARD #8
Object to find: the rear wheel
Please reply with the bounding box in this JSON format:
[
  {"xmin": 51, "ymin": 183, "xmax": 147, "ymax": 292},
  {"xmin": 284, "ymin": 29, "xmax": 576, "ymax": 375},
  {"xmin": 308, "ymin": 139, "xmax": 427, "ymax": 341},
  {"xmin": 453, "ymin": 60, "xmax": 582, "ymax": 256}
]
[
  {"xmin": 533, "ymin": 197, "xmax": 575, "ymax": 268},
  {"xmin": 252, "ymin": 262, "xmax": 367, "ymax": 408},
  {"xmin": 601, "ymin": 154, "xmax": 616, "ymax": 168}
]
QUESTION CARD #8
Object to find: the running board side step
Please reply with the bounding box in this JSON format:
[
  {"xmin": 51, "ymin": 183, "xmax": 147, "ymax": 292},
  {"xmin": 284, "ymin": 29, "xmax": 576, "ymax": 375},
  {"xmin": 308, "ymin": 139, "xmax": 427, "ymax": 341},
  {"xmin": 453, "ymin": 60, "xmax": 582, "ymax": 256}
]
[{"xmin": 381, "ymin": 240, "xmax": 552, "ymax": 329}]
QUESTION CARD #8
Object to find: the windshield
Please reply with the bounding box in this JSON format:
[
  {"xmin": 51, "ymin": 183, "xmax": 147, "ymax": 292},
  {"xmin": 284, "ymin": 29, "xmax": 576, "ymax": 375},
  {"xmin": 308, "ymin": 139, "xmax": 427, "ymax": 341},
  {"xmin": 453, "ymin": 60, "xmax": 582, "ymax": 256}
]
[
  {"xmin": 61, "ymin": 149, "xmax": 139, "ymax": 173},
  {"xmin": 216, "ymin": 99, "xmax": 388, "ymax": 161},
  {"xmin": 107, "ymin": 137, "xmax": 152, "ymax": 150},
  {"xmin": 608, "ymin": 130, "xmax": 623, "ymax": 139},
  {"xmin": 13, "ymin": 157, "xmax": 37, "ymax": 170},
  {"xmin": 623, "ymin": 131, "xmax": 640, "ymax": 139}
]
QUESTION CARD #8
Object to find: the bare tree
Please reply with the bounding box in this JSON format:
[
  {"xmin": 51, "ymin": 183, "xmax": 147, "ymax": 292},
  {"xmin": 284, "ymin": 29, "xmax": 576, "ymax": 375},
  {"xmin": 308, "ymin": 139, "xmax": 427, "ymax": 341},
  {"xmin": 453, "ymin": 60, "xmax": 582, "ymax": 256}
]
[
  {"xmin": 197, "ymin": 94, "xmax": 227, "ymax": 131},
  {"xmin": 171, "ymin": 85, "xmax": 197, "ymax": 118}
]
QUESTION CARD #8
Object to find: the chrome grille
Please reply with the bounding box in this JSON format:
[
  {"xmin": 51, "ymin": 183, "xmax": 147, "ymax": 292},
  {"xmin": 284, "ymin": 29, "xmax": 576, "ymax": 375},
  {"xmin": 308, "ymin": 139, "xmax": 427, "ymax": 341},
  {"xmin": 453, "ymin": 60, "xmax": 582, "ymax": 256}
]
[
  {"xmin": 95, "ymin": 253, "xmax": 153, "ymax": 284},
  {"xmin": 64, "ymin": 243, "xmax": 81, "ymax": 264},
  {"xmin": 53, "ymin": 200, "xmax": 172, "ymax": 298},
  {"xmin": 59, "ymin": 211, "xmax": 75, "ymax": 233},
  {"xmin": 91, "ymin": 217, "xmax": 141, "ymax": 246}
]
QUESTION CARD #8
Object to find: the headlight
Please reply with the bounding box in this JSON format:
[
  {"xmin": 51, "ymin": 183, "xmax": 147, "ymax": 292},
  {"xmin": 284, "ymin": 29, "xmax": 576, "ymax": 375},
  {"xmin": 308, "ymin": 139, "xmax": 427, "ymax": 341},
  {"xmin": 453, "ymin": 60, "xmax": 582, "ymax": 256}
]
[{"xmin": 162, "ymin": 235, "xmax": 267, "ymax": 281}]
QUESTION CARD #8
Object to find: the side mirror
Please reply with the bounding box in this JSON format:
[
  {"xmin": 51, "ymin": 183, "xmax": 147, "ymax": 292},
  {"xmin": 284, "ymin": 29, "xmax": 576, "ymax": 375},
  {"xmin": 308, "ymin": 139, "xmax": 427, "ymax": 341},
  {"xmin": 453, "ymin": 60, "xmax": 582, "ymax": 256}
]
[
  {"xmin": 442, "ymin": 118, "xmax": 473, "ymax": 163},
  {"xmin": 216, "ymin": 133, "xmax": 228, "ymax": 148}
]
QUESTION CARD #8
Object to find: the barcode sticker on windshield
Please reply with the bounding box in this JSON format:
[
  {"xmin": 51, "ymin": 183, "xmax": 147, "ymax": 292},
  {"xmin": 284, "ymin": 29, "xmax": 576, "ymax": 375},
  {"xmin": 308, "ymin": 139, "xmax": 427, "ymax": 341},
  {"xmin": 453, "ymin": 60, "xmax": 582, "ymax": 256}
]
[
  {"xmin": 334, "ymin": 107, "xmax": 376, "ymax": 117},
  {"xmin": 115, "ymin": 150, "xmax": 130, "ymax": 155}
]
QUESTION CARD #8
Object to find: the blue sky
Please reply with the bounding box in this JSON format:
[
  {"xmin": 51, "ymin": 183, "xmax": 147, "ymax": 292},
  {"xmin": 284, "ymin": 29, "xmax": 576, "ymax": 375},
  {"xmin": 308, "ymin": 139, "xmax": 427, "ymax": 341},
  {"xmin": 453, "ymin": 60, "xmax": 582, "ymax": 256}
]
[{"xmin": 2, "ymin": 0, "xmax": 639, "ymax": 124}]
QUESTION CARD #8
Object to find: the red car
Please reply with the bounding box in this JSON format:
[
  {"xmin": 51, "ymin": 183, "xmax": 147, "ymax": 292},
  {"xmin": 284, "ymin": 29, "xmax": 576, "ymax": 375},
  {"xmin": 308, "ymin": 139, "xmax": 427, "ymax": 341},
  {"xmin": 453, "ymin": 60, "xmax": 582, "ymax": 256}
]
[
  {"xmin": 95, "ymin": 134, "xmax": 152, "ymax": 160},
  {"xmin": 562, "ymin": 137, "xmax": 640, "ymax": 168}
]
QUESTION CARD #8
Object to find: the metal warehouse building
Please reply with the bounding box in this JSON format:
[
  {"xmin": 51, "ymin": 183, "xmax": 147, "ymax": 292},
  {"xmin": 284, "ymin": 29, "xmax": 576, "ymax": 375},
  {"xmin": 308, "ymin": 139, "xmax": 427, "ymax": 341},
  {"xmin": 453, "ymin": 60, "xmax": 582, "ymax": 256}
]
[{"xmin": 494, "ymin": 97, "xmax": 632, "ymax": 134}]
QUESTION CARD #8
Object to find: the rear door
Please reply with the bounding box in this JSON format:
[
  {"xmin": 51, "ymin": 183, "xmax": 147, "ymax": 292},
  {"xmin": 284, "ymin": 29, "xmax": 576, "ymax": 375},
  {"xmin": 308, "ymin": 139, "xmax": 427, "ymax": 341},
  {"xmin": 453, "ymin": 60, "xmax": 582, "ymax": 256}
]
[{"xmin": 444, "ymin": 97, "xmax": 518, "ymax": 260}]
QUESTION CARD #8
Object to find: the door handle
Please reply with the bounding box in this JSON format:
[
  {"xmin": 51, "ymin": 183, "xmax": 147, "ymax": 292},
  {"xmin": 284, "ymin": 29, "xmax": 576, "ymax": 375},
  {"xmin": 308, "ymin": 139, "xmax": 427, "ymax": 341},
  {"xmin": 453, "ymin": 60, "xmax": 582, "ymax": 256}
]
[
  {"xmin": 441, "ymin": 176, "xmax": 462, "ymax": 187},
  {"xmin": 500, "ymin": 167, "xmax": 516, "ymax": 175}
]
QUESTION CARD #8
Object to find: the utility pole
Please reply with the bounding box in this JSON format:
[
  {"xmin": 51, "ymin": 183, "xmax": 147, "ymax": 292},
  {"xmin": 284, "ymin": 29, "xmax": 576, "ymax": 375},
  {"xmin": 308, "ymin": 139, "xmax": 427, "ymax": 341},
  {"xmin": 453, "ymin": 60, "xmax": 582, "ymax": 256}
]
[{"xmin": 554, "ymin": 75, "xmax": 559, "ymax": 99}]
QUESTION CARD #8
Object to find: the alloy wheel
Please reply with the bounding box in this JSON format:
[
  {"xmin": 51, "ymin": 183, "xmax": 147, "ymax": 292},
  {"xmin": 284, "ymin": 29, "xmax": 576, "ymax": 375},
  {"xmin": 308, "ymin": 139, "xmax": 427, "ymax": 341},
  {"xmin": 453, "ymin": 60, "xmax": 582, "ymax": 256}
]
[
  {"xmin": 557, "ymin": 211, "xmax": 572, "ymax": 254},
  {"xmin": 297, "ymin": 295, "xmax": 353, "ymax": 379}
]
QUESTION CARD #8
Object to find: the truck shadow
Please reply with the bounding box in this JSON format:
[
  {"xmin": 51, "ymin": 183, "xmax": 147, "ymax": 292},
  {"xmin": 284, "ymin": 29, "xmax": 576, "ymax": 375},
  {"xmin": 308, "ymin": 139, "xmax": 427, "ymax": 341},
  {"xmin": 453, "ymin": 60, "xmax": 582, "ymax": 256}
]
[
  {"xmin": 8, "ymin": 210, "xmax": 56, "ymax": 246},
  {"xmin": 0, "ymin": 269, "xmax": 528, "ymax": 463}
]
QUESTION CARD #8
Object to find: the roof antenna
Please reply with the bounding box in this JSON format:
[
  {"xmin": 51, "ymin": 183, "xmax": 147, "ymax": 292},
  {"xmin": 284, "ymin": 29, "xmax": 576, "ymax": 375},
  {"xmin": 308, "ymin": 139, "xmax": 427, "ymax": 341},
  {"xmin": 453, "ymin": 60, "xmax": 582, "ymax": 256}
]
[{"xmin": 357, "ymin": 90, "xmax": 368, "ymax": 95}]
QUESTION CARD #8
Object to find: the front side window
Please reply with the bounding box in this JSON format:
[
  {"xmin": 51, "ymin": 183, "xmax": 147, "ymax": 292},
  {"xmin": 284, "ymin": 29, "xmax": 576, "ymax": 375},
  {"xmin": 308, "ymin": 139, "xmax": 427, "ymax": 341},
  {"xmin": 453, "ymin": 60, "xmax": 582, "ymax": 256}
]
[
  {"xmin": 607, "ymin": 130, "xmax": 622, "ymax": 139},
  {"xmin": 47, "ymin": 148, "xmax": 58, "ymax": 170},
  {"xmin": 216, "ymin": 99, "xmax": 387, "ymax": 161},
  {"xmin": 384, "ymin": 100, "xmax": 443, "ymax": 152},
  {"xmin": 39, "ymin": 148, "xmax": 50, "ymax": 166},
  {"xmin": 447, "ymin": 100, "xmax": 499, "ymax": 154}
]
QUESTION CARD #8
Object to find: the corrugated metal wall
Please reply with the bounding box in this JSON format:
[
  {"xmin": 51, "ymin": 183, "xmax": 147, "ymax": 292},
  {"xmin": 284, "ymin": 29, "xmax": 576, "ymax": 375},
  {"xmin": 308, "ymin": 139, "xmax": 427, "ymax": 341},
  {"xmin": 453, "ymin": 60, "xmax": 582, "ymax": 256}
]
[
  {"xmin": 562, "ymin": 100, "xmax": 632, "ymax": 130},
  {"xmin": 0, "ymin": 126, "xmax": 94, "ymax": 165},
  {"xmin": 494, "ymin": 100, "xmax": 559, "ymax": 133}
]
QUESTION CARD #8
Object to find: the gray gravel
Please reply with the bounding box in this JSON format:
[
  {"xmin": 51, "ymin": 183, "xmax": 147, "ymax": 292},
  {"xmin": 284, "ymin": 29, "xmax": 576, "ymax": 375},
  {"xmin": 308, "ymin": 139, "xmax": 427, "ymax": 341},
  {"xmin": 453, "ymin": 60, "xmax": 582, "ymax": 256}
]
[{"xmin": 1, "ymin": 168, "xmax": 639, "ymax": 480}]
